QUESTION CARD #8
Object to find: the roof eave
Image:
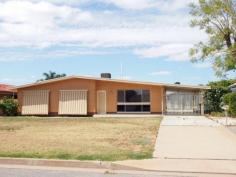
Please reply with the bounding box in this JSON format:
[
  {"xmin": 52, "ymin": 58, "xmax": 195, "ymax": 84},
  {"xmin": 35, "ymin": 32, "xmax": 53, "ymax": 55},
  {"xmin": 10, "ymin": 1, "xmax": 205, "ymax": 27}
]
[{"xmin": 15, "ymin": 75, "xmax": 209, "ymax": 90}]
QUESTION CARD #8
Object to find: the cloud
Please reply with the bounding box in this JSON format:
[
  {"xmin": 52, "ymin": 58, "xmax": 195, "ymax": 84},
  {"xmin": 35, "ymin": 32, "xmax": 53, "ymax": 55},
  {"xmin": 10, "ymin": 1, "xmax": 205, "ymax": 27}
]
[
  {"xmin": 1, "ymin": 0, "xmax": 195, "ymax": 11},
  {"xmin": 135, "ymin": 43, "xmax": 193, "ymax": 61},
  {"xmin": 101, "ymin": 0, "xmax": 158, "ymax": 10},
  {"xmin": 0, "ymin": 1, "xmax": 93, "ymax": 47},
  {"xmin": 0, "ymin": 0, "xmax": 206, "ymax": 61},
  {"xmin": 154, "ymin": 0, "xmax": 197, "ymax": 12},
  {"xmin": 0, "ymin": 0, "xmax": 89, "ymax": 6},
  {"xmin": 97, "ymin": 0, "xmax": 195, "ymax": 12},
  {"xmin": 0, "ymin": 48, "xmax": 110, "ymax": 62},
  {"xmin": 149, "ymin": 70, "xmax": 171, "ymax": 76},
  {"xmin": 0, "ymin": 2, "xmax": 205, "ymax": 46}
]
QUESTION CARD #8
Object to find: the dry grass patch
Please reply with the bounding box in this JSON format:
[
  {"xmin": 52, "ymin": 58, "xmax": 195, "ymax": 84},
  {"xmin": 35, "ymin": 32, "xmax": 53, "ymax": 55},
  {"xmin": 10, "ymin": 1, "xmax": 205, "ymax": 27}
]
[{"xmin": 0, "ymin": 117, "xmax": 161, "ymax": 161}]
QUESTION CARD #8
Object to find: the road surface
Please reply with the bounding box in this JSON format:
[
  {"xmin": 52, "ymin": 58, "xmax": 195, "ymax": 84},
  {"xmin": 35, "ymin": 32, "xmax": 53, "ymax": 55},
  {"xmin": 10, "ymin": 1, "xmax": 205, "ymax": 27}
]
[
  {"xmin": 1, "ymin": 165, "xmax": 236, "ymax": 177},
  {"xmin": 0, "ymin": 166, "xmax": 183, "ymax": 177}
]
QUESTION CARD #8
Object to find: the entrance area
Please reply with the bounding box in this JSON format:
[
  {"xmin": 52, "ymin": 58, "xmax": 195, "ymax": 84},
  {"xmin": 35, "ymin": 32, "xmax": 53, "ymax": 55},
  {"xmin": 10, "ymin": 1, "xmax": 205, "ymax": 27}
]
[
  {"xmin": 166, "ymin": 90, "xmax": 202, "ymax": 115},
  {"xmin": 97, "ymin": 90, "xmax": 106, "ymax": 114}
]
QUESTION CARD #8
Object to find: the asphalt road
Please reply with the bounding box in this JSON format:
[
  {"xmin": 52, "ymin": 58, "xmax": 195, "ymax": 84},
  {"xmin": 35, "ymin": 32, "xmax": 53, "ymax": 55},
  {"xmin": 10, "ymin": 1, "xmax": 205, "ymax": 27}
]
[
  {"xmin": 1, "ymin": 165, "xmax": 235, "ymax": 177},
  {"xmin": 0, "ymin": 167, "xmax": 186, "ymax": 177}
]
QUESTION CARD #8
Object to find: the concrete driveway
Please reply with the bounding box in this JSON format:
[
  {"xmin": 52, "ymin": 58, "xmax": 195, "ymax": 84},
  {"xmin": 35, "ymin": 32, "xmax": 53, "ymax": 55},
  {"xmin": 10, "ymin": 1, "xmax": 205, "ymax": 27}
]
[
  {"xmin": 115, "ymin": 116, "xmax": 236, "ymax": 175},
  {"xmin": 153, "ymin": 116, "xmax": 236, "ymax": 160}
]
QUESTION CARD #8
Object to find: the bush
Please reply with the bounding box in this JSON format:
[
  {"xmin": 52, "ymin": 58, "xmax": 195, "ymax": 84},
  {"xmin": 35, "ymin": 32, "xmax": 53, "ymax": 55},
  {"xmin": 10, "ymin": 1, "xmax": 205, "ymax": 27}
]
[
  {"xmin": 204, "ymin": 88, "xmax": 229, "ymax": 113},
  {"xmin": 223, "ymin": 93, "xmax": 232, "ymax": 105},
  {"xmin": 204, "ymin": 80, "xmax": 234, "ymax": 114},
  {"xmin": 228, "ymin": 93, "xmax": 236, "ymax": 117},
  {"xmin": 0, "ymin": 98, "xmax": 19, "ymax": 116},
  {"xmin": 223, "ymin": 93, "xmax": 236, "ymax": 117}
]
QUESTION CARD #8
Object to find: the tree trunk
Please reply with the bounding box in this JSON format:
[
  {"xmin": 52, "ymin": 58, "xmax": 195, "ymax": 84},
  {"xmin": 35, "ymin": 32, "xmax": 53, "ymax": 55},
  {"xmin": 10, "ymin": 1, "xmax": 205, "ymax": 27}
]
[{"xmin": 224, "ymin": 33, "xmax": 232, "ymax": 48}]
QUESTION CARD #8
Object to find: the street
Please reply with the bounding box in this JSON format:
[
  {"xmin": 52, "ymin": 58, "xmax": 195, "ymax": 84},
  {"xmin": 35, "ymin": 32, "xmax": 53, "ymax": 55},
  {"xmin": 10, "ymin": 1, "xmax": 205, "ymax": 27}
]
[
  {"xmin": 1, "ymin": 165, "xmax": 236, "ymax": 177},
  {"xmin": 0, "ymin": 166, "xmax": 184, "ymax": 177}
]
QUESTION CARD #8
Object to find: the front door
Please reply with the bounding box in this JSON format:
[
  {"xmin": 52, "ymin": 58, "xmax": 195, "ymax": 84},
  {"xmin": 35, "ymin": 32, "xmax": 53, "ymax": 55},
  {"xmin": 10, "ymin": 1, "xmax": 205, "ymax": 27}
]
[{"xmin": 97, "ymin": 90, "xmax": 106, "ymax": 114}]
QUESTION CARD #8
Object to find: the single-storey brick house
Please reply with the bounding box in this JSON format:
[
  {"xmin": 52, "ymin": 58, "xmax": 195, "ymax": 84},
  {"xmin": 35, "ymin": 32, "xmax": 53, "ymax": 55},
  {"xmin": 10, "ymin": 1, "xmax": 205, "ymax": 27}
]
[{"xmin": 16, "ymin": 74, "xmax": 209, "ymax": 116}]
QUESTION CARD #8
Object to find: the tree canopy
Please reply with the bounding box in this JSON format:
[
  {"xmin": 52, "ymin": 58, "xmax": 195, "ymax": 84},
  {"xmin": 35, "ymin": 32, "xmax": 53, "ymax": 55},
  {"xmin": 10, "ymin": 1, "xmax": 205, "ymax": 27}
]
[
  {"xmin": 189, "ymin": 0, "xmax": 236, "ymax": 77},
  {"xmin": 208, "ymin": 79, "xmax": 235, "ymax": 88},
  {"xmin": 37, "ymin": 71, "xmax": 66, "ymax": 82}
]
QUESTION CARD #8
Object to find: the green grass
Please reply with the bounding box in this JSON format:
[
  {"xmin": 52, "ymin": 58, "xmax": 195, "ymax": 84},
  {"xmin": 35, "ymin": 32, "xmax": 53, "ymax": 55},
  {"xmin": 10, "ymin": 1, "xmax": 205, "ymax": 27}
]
[
  {"xmin": 0, "ymin": 117, "xmax": 162, "ymax": 161},
  {"xmin": 0, "ymin": 150, "xmax": 153, "ymax": 161}
]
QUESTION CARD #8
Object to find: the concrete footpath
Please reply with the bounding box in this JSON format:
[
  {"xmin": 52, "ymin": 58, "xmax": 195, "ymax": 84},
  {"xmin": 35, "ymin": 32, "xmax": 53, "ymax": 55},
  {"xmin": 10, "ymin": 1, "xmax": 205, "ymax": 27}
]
[
  {"xmin": 114, "ymin": 158, "xmax": 236, "ymax": 175},
  {"xmin": 0, "ymin": 157, "xmax": 143, "ymax": 171}
]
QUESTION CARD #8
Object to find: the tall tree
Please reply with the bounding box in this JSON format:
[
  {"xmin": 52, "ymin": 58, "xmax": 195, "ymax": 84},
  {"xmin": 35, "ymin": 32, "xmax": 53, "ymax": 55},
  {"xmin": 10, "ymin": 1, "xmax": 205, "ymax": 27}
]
[
  {"xmin": 37, "ymin": 71, "xmax": 66, "ymax": 82},
  {"xmin": 189, "ymin": 0, "xmax": 236, "ymax": 77}
]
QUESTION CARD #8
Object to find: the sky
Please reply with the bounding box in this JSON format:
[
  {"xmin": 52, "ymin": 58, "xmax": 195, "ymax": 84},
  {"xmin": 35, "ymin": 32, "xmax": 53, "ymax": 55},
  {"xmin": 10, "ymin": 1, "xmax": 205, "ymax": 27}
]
[{"xmin": 0, "ymin": 0, "xmax": 226, "ymax": 86}]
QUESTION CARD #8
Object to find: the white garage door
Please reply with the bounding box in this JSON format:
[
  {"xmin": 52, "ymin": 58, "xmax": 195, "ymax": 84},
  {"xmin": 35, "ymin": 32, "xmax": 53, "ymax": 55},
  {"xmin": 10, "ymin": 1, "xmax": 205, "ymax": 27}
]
[
  {"xmin": 59, "ymin": 90, "xmax": 87, "ymax": 115},
  {"xmin": 22, "ymin": 90, "xmax": 49, "ymax": 115}
]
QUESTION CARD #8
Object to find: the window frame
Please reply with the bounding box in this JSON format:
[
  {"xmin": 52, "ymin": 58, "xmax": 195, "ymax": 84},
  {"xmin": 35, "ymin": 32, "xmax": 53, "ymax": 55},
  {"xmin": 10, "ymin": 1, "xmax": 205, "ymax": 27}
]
[{"xmin": 117, "ymin": 89, "xmax": 151, "ymax": 113}]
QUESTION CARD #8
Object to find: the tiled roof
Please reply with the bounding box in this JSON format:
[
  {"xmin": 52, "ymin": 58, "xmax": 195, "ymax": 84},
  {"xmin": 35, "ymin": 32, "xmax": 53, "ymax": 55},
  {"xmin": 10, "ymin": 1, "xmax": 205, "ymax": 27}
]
[{"xmin": 0, "ymin": 84, "xmax": 15, "ymax": 92}]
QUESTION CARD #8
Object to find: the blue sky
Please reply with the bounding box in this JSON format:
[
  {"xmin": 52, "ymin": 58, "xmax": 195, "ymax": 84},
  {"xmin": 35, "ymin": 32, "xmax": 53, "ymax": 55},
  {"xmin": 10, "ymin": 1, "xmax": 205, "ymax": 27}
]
[{"xmin": 0, "ymin": 0, "xmax": 224, "ymax": 86}]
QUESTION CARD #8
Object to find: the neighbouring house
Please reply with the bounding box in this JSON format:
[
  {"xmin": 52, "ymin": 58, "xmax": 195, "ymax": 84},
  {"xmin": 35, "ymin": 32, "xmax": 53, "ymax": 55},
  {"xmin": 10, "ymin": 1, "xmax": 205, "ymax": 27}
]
[
  {"xmin": 0, "ymin": 84, "xmax": 16, "ymax": 100},
  {"xmin": 229, "ymin": 83, "xmax": 236, "ymax": 92},
  {"xmin": 16, "ymin": 74, "xmax": 209, "ymax": 116},
  {"xmin": 0, "ymin": 84, "xmax": 17, "ymax": 116}
]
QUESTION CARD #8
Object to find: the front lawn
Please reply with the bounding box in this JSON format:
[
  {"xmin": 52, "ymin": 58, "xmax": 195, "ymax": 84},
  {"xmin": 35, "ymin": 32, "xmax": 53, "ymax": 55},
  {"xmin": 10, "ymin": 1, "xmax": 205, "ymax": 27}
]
[{"xmin": 0, "ymin": 117, "xmax": 161, "ymax": 161}]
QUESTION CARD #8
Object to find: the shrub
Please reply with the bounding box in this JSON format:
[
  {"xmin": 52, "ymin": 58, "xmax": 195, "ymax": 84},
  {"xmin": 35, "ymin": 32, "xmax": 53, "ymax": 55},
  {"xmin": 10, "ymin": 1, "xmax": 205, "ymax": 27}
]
[
  {"xmin": 223, "ymin": 93, "xmax": 232, "ymax": 105},
  {"xmin": 0, "ymin": 98, "xmax": 19, "ymax": 116},
  {"xmin": 229, "ymin": 93, "xmax": 236, "ymax": 117},
  {"xmin": 204, "ymin": 80, "xmax": 234, "ymax": 114},
  {"xmin": 204, "ymin": 88, "xmax": 229, "ymax": 113},
  {"xmin": 223, "ymin": 93, "xmax": 236, "ymax": 117}
]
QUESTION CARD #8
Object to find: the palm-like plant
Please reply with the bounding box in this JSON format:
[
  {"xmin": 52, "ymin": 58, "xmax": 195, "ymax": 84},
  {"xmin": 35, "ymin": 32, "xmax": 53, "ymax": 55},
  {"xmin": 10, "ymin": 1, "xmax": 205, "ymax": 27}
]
[{"xmin": 37, "ymin": 71, "xmax": 66, "ymax": 82}]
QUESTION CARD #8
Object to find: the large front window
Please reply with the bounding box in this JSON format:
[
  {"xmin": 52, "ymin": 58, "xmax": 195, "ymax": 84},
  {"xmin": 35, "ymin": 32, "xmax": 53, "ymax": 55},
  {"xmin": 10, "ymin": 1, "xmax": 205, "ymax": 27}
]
[{"xmin": 117, "ymin": 90, "xmax": 150, "ymax": 113}]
